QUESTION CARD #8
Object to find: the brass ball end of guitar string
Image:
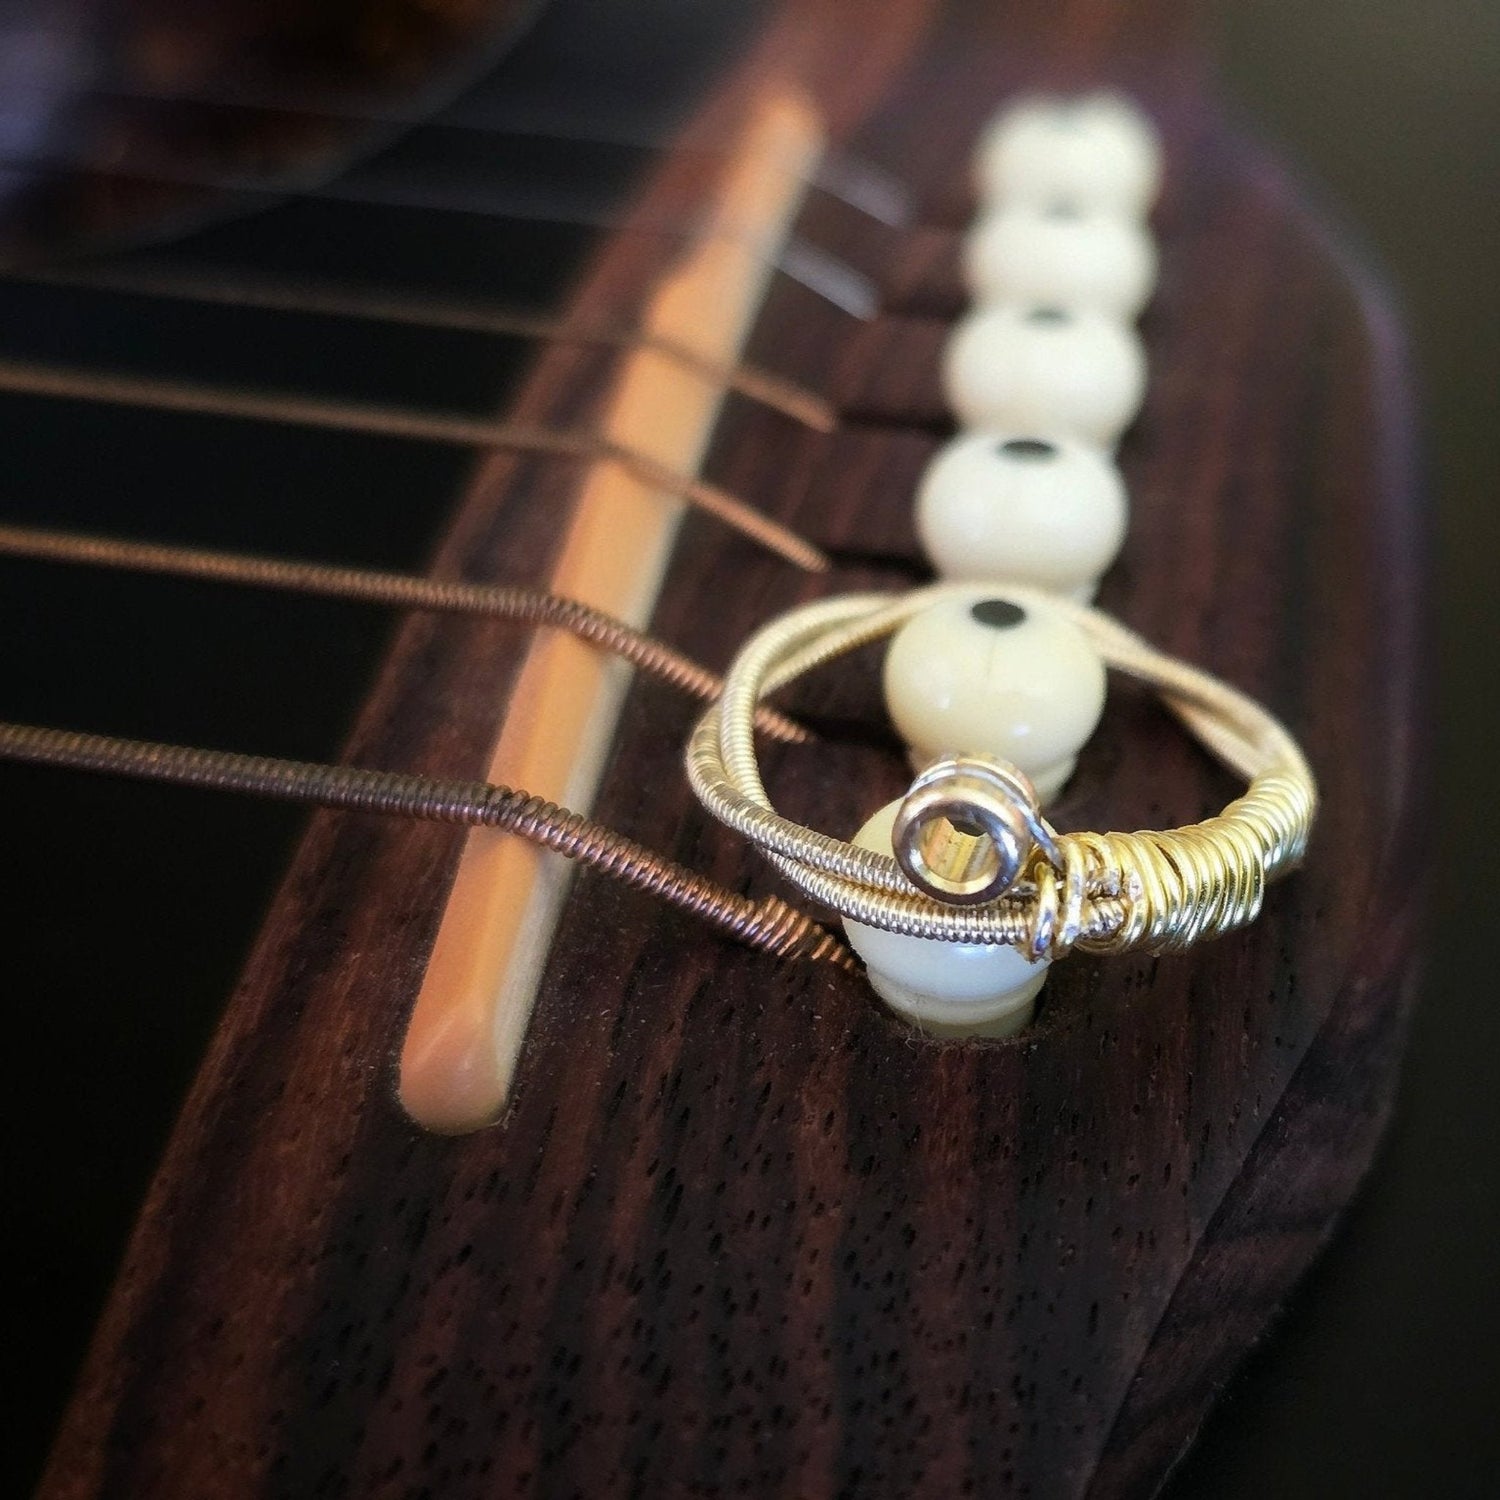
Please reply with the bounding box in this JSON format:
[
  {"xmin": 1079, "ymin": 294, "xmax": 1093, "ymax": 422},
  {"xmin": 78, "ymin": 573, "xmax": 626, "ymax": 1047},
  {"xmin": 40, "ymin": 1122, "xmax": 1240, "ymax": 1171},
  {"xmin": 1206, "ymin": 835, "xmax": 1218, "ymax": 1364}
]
[
  {"xmin": 891, "ymin": 754, "xmax": 1061, "ymax": 907},
  {"xmin": 685, "ymin": 583, "xmax": 1318, "ymax": 970}
]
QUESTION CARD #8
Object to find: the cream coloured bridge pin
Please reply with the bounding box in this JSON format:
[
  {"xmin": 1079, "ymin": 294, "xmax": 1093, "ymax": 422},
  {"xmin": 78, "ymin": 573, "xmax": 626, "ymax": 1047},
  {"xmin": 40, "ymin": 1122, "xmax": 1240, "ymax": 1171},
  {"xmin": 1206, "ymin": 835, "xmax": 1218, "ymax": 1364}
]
[
  {"xmin": 941, "ymin": 302, "xmax": 1147, "ymax": 444},
  {"xmin": 972, "ymin": 91, "xmax": 1163, "ymax": 217},
  {"xmin": 915, "ymin": 432, "xmax": 1128, "ymax": 598},
  {"xmin": 882, "ymin": 591, "xmax": 1106, "ymax": 802},
  {"xmin": 962, "ymin": 203, "xmax": 1158, "ymax": 319},
  {"xmin": 843, "ymin": 787, "xmax": 1051, "ymax": 1037}
]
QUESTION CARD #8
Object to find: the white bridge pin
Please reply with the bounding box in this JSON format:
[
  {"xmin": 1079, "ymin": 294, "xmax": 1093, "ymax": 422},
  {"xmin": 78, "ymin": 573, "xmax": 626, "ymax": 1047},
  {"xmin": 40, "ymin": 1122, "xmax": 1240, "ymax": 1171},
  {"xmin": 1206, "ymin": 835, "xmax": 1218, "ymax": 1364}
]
[
  {"xmin": 941, "ymin": 302, "xmax": 1147, "ymax": 445},
  {"xmin": 915, "ymin": 432, "xmax": 1128, "ymax": 599},
  {"xmin": 962, "ymin": 203, "xmax": 1158, "ymax": 320},
  {"xmin": 882, "ymin": 592, "xmax": 1106, "ymax": 803},
  {"xmin": 973, "ymin": 91, "xmax": 1163, "ymax": 218}
]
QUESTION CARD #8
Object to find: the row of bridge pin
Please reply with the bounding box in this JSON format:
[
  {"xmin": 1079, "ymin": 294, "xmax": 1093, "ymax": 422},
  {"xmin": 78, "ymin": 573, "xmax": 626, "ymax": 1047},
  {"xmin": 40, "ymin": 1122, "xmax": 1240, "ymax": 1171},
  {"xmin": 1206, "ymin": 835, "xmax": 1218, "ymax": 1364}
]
[{"xmin": 838, "ymin": 93, "xmax": 1166, "ymax": 1034}]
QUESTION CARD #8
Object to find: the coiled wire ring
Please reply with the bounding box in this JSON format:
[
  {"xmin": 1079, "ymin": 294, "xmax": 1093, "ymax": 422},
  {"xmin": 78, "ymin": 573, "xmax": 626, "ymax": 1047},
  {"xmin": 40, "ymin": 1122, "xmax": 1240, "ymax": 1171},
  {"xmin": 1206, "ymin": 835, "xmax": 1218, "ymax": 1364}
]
[{"xmin": 686, "ymin": 584, "xmax": 1317, "ymax": 963}]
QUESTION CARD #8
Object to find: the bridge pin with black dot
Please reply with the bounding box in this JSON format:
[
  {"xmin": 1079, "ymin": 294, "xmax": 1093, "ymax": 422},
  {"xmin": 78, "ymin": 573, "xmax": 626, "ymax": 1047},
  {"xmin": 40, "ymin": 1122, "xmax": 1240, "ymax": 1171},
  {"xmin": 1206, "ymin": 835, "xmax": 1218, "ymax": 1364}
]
[
  {"xmin": 915, "ymin": 432, "xmax": 1128, "ymax": 599},
  {"xmin": 881, "ymin": 591, "xmax": 1107, "ymax": 803}
]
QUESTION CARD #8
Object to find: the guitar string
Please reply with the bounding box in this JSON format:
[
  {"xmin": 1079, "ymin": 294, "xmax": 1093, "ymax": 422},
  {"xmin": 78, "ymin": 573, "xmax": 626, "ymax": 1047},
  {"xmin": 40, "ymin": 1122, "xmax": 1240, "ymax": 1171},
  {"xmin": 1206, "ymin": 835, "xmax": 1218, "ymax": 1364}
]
[
  {"xmin": 0, "ymin": 523, "xmax": 842, "ymax": 962},
  {"xmin": 0, "ymin": 721, "xmax": 853, "ymax": 969},
  {"xmin": 0, "ymin": 76, "xmax": 926, "ymax": 971},
  {"xmin": 0, "ymin": 147, "xmax": 882, "ymax": 320},
  {"xmin": 0, "ymin": 522, "xmax": 808, "ymax": 744},
  {"xmin": 0, "ymin": 278, "xmax": 912, "ymax": 965},
  {"xmin": 9, "ymin": 80, "xmax": 915, "ymax": 227},
  {"xmin": 3, "ymin": 262, "xmax": 835, "ymax": 430},
  {"xmin": 0, "ymin": 356, "xmax": 829, "ymax": 572}
]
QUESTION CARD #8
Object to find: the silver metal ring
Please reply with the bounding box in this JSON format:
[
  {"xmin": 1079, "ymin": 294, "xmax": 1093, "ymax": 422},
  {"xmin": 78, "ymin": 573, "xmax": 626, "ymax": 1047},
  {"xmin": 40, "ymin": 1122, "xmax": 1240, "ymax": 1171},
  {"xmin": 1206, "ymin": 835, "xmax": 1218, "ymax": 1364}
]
[{"xmin": 892, "ymin": 755, "xmax": 1050, "ymax": 904}]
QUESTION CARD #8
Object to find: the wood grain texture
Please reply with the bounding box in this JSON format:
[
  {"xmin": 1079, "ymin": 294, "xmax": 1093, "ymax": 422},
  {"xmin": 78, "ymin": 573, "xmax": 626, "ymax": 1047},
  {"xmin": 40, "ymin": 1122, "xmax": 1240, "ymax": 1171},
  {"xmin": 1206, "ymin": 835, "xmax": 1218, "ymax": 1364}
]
[{"xmin": 37, "ymin": 2, "xmax": 1422, "ymax": 1496}]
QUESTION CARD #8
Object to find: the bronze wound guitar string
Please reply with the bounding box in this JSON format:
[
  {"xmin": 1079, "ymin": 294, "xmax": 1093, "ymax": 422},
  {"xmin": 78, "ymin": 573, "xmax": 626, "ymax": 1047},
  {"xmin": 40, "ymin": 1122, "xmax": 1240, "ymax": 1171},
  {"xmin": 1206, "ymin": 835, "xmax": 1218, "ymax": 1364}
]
[
  {"xmin": 0, "ymin": 721, "xmax": 848, "ymax": 968},
  {"xmin": 0, "ymin": 356, "xmax": 827, "ymax": 572},
  {"xmin": 0, "ymin": 528, "xmax": 838, "ymax": 965},
  {"xmin": 0, "ymin": 523, "xmax": 806, "ymax": 744},
  {"xmin": 11, "ymin": 262, "xmax": 836, "ymax": 431},
  {"xmin": 0, "ymin": 85, "xmax": 862, "ymax": 995}
]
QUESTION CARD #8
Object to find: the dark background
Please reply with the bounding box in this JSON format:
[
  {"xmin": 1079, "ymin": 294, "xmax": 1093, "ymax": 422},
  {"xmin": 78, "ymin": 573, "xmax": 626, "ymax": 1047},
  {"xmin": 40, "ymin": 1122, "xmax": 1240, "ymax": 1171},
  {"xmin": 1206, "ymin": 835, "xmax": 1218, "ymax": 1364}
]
[{"xmin": 1168, "ymin": 1, "xmax": 1500, "ymax": 1495}]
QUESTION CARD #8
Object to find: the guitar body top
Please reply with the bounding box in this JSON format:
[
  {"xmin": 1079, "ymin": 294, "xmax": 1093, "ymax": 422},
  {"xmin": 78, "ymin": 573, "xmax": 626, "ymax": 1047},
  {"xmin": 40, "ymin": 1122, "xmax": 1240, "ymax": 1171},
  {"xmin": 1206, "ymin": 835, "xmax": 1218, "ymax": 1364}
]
[{"xmin": 23, "ymin": 0, "xmax": 1422, "ymax": 1495}]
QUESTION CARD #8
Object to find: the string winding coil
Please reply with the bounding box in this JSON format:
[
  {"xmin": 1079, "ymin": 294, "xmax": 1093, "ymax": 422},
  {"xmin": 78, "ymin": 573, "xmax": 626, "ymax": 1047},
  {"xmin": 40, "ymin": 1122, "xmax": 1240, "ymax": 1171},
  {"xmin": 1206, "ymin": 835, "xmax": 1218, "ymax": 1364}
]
[{"xmin": 687, "ymin": 585, "xmax": 1317, "ymax": 964}]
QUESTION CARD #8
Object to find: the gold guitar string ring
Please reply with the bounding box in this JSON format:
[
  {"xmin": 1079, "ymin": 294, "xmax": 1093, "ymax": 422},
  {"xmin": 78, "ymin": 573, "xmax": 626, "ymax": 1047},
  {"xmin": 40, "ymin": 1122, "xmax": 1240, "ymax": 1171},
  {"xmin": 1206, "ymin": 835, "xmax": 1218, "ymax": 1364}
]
[{"xmin": 687, "ymin": 584, "xmax": 1317, "ymax": 965}]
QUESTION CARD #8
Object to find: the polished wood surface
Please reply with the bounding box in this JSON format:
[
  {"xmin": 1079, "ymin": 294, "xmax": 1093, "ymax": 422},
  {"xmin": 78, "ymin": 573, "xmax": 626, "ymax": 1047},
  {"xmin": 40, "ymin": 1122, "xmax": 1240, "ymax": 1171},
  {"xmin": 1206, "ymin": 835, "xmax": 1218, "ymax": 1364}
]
[{"xmin": 32, "ymin": 1, "xmax": 1421, "ymax": 1495}]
